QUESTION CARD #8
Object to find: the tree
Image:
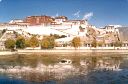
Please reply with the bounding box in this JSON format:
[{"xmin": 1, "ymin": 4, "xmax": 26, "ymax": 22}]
[
  {"xmin": 41, "ymin": 39, "xmax": 50, "ymax": 49},
  {"xmin": 5, "ymin": 39, "xmax": 16, "ymax": 50},
  {"xmin": 72, "ymin": 37, "xmax": 81, "ymax": 49},
  {"xmin": 60, "ymin": 35, "xmax": 66, "ymax": 38},
  {"xmin": 97, "ymin": 41, "xmax": 104, "ymax": 47},
  {"xmin": 2, "ymin": 29, "xmax": 6, "ymax": 34},
  {"xmin": 25, "ymin": 39, "xmax": 30, "ymax": 47},
  {"xmin": 41, "ymin": 36, "xmax": 55, "ymax": 49},
  {"xmin": 53, "ymin": 34, "xmax": 60, "ymax": 39},
  {"xmin": 29, "ymin": 36, "xmax": 39, "ymax": 49},
  {"xmin": 91, "ymin": 39, "xmax": 97, "ymax": 47},
  {"xmin": 16, "ymin": 36, "xmax": 26, "ymax": 49},
  {"xmin": 79, "ymin": 26, "xmax": 84, "ymax": 32},
  {"xmin": 113, "ymin": 41, "xmax": 122, "ymax": 47}
]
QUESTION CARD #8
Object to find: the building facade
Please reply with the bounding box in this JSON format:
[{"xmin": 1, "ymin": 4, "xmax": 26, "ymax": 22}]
[{"xmin": 24, "ymin": 15, "xmax": 54, "ymax": 26}]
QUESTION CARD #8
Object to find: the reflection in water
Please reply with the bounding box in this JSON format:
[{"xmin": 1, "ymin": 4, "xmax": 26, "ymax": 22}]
[{"xmin": 0, "ymin": 54, "xmax": 128, "ymax": 84}]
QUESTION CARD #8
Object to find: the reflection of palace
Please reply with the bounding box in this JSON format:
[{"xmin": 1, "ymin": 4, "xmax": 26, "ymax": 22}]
[
  {"xmin": 80, "ymin": 57, "xmax": 121, "ymax": 71},
  {"xmin": 0, "ymin": 56, "xmax": 124, "ymax": 82},
  {"xmin": 0, "ymin": 63, "xmax": 77, "ymax": 80},
  {"xmin": 95, "ymin": 60, "xmax": 120, "ymax": 70}
]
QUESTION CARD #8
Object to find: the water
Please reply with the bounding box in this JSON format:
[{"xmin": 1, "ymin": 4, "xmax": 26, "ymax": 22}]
[{"xmin": 0, "ymin": 53, "xmax": 128, "ymax": 84}]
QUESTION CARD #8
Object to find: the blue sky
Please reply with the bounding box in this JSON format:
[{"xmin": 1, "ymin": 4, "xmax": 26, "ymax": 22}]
[{"xmin": 0, "ymin": 0, "xmax": 128, "ymax": 27}]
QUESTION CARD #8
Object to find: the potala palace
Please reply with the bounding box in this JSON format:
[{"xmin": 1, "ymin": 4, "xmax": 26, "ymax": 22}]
[{"xmin": 0, "ymin": 15, "xmax": 128, "ymax": 50}]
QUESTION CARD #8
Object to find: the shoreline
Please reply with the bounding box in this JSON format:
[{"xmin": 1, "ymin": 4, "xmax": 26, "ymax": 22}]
[
  {"xmin": 0, "ymin": 51, "xmax": 17, "ymax": 55},
  {"xmin": 0, "ymin": 49, "xmax": 128, "ymax": 55}
]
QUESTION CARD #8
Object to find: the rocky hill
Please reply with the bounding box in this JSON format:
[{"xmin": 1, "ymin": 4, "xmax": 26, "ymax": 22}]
[{"xmin": 118, "ymin": 27, "xmax": 128, "ymax": 41}]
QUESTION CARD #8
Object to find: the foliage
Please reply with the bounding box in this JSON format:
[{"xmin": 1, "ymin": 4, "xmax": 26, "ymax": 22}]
[
  {"xmin": 113, "ymin": 41, "xmax": 122, "ymax": 47},
  {"xmin": 53, "ymin": 34, "xmax": 60, "ymax": 39},
  {"xmin": 2, "ymin": 29, "xmax": 6, "ymax": 34},
  {"xmin": 97, "ymin": 41, "xmax": 104, "ymax": 47},
  {"xmin": 16, "ymin": 36, "xmax": 26, "ymax": 49},
  {"xmin": 41, "ymin": 40, "xmax": 50, "ymax": 49},
  {"xmin": 29, "ymin": 36, "xmax": 39, "ymax": 48},
  {"xmin": 79, "ymin": 26, "xmax": 84, "ymax": 32},
  {"xmin": 91, "ymin": 39, "xmax": 97, "ymax": 47},
  {"xmin": 41, "ymin": 36, "xmax": 55, "ymax": 49},
  {"xmin": 72, "ymin": 37, "xmax": 81, "ymax": 49},
  {"xmin": 13, "ymin": 31, "xmax": 19, "ymax": 38},
  {"xmin": 25, "ymin": 39, "xmax": 30, "ymax": 47},
  {"xmin": 59, "ymin": 35, "xmax": 67, "ymax": 38},
  {"xmin": 5, "ymin": 39, "xmax": 16, "ymax": 50},
  {"xmin": 49, "ymin": 34, "xmax": 66, "ymax": 39}
]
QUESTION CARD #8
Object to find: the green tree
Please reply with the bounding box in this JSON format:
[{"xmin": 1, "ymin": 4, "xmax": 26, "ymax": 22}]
[
  {"xmin": 41, "ymin": 36, "xmax": 55, "ymax": 49},
  {"xmin": 2, "ymin": 29, "xmax": 6, "ymax": 34},
  {"xmin": 72, "ymin": 37, "xmax": 81, "ymax": 49},
  {"xmin": 41, "ymin": 39, "xmax": 50, "ymax": 49},
  {"xmin": 29, "ymin": 36, "xmax": 39, "ymax": 49},
  {"xmin": 5, "ymin": 39, "xmax": 16, "ymax": 50},
  {"xmin": 16, "ymin": 36, "xmax": 26, "ymax": 49}
]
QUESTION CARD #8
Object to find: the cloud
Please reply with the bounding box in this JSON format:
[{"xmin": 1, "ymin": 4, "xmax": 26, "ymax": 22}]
[
  {"xmin": 82, "ymin": 12, "xmax": 93, "ymax": 20},
  {"xmin": 56, "ymin": 13, "xmax": 59, "ymax": 17},
  {"xmin": 52, "ymin": 13, "xmax": 59, "ymax": 18},
  {"xmin": 0, "ymin": 0, "xmax": 2, "ymax": 2},
  {"xmin": 73, "ymin": 11, "xmax": 80, "ymax": 18}
]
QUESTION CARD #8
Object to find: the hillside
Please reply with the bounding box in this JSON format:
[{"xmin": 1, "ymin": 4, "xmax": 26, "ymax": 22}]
[
  {"xmin": 83, "ymin": 27, "xmax": 119, "ymax": 44},
  {"xmin": 118, "ymin": 27, "xmax": 128, "ymax": 41}
]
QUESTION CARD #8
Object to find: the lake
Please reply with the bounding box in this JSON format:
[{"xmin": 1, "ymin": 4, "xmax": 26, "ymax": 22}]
[{"xmin": 0, "ymin": 53, "xmax": 128, "ymax": 84}]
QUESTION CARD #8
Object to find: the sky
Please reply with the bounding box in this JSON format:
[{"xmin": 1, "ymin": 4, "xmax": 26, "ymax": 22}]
[{"xmin": 0, "ymin": 0, "xmax": 128, "ymax": 27}]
